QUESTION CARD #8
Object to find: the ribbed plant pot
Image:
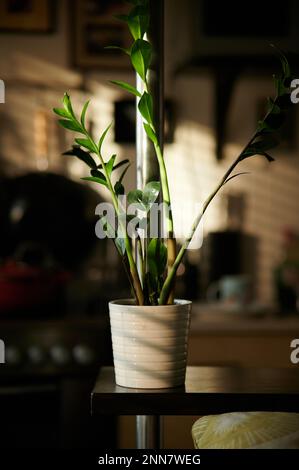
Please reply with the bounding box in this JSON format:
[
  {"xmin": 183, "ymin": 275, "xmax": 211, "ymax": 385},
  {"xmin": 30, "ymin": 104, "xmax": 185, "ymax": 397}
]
[{"xmin": 109, "ymin": 299, "xmax": 192, "ymax": 389}]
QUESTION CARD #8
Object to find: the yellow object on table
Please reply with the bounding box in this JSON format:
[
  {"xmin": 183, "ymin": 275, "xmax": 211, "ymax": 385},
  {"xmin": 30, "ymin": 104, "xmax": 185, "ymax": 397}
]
[{"xmin": 192, "ymin": 412, "xmax": 299, "ymax": 449}]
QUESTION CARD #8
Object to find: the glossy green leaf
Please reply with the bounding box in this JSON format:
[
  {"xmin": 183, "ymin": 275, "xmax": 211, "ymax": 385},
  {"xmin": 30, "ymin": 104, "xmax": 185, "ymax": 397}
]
[
  {"xmin": 115, "ymin": 236, "xmax": 126, "ymax": 256},
  {"xmin": 114, "ymin": 181, "xmax": 125, "ymax": 196},
  {"xmin": 224, "ymin": 172, "xmax": 251, "ymax": 186},
  {"xmin": 148, "ymin": 238, "xmax": 167, "ymax": 279},
  {"xmin": 275, "ymin": 94, "xmax": 293, "ymax": 110},
  {"xmin": 53, "ymin": 107, "xmax": 70, "ymax": 118},
  {"xmin": 75, "ymin": 138, "xmax": 96, "ymax": 153},
  {"xmin": 271, "ymin": 44, "xmax": 291, "ymax": 78},
  {"xmin": 58, "ymin": 119, "xmax": 82, "ymax": 133},
  {"xmin": 143, "ymin": 123, "xmax": 158, "ymax": 145},
  {"xmin": 63, "ymin": 146, "xmax": 97, "ymax": 169},
  {"xmin": 63, "ymin": 93, "xmax": 75, "ymax": 118},
  {"xmin": 99, "ymin": 215, "xmax": 116, "ymax": 239},
  {"xmin": 142, "ymin": 181, "xmax": 160, "ymax": 207},
  {"xmin": 241, "ymin": 142, "xmax": 276, "ymax": 162},
  {"xmin": 263, "ymin": 112, "xmax": 285, "ymax": 130},
  {"xmin": 81, "ymin": 100, "xmax": 90, "ymax": 128},
  {"xmin": 110, "ymin": 80, "xmax": 141, "ymax": 97},
  {"xmin": 90, "ymin": 169, "xmax": 107, "ymax": 185},
  {"xmin": 127, "ymin": 6, "xmax": 149, "ymax": 40},
  {"xmin": 138, "ymin": 92, "xmax": 153, "ymax": 125},
  {"xmin": 106, "ymin": 154, "xmax": 117, "ymax": 177},
  {"xmin": 97, "ymin": 159, "xmax": 130, "ymax": 172},
  {"xmin": 81, "ymin": 176, "xmax": 108, "ymax": 187},
  {"xmin": 114, "ymin": 159, "xmax": 130, "ymax": 171},
  {"xmin": 105, "ymin": 45, "xmax": 131, "ymax": 55},
  {"xmin": 131, "ymin": 39, "xmax": 152, "ymax": 81},
  {"xmin": 127, "ymin": 189, "xmax": 143, "ymax": 206},
  {"xmin": 99, "ymin": 123, "xmax": 112, "ymax": 153},
  {"xmin": 118, "ymin": 163, "xmax": 131, "ymax": 184}
]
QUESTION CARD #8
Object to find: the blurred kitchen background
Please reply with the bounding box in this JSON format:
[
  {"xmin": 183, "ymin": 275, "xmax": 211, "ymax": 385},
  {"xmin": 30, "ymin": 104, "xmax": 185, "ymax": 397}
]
[{"xmin": 0, "ymin": 0, "xmax": 299, "ymax": 449}]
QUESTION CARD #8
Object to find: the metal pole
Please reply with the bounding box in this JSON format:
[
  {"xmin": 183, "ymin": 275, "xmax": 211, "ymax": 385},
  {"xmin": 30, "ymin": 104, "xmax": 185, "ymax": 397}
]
[
  {"xmin": 136, "ymin": 415, "xmax": 163, "ymax": 449},
  {"xmin": 136, "ymin": 0, "xmax": 164, "ymax": 279},
  {"xmin": 135, "ymin": 1, "xmax": 165, "ymax": 448},
  {"xmin": 136, "ymin": 0, "xmax": 164, "ymax": 189}
]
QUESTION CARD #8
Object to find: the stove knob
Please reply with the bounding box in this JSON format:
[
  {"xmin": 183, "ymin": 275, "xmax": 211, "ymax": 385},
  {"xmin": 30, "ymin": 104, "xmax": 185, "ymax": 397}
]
[
  {"xmin": 27, "ymin": 346, "xmax": 45, "ymax": 365},
  {"xmin": 50, "ymin": 345, "xmax": 71, "ymax": 365},
  {"xmin": 5, "ymin": 346, "xmax": 22, "ymax": 366},
  {"xmin": 73, "ymin": 344, "xmax": 95, "ymax": 365}
]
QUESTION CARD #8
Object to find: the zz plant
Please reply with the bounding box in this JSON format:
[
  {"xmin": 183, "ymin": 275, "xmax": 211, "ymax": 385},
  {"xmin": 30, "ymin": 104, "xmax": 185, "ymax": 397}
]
[{"xmin": 54, "ymin": 0, "xmax": 293, "ymax": 306}]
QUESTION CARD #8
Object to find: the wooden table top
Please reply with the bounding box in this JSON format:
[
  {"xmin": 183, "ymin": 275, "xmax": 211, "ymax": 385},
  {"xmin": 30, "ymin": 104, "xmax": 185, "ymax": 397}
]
[{"xmin": 91, "ymin": 366, "xmax": 299, "ymax": 416}]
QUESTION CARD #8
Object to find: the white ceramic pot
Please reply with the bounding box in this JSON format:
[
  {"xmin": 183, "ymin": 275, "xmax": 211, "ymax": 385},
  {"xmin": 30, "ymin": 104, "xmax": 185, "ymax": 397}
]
[{"xmin": 109, "ymin": 299, "xmax": 192, "ymax": 389}]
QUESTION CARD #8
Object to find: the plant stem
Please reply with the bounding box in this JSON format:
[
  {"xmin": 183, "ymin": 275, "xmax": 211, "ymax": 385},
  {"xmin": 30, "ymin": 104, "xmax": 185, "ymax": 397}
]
[
  {"xmin": 158, "ymin": 136, "xmax": 256, "ymax": 305},
  {"xmin": 94, "ymin": 141, "xmax": 144, "ymax": 305},
  {"xmin": 143, "ymin": 81, "xmax": 177, "ymax": 302},
  {"xmin": 153, "ymin": 141, "xmax": 176, "ymax": 302}
]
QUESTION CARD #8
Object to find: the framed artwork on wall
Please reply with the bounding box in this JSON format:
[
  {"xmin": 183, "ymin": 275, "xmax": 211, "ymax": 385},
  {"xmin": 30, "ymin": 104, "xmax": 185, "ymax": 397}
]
[
  {"xmin": 0, "ymin": 0, "xmax": 55, "ymax": 33},
  {"xmin": 72, "ymin": 0, "xmax": 131, "ymax": 69}
]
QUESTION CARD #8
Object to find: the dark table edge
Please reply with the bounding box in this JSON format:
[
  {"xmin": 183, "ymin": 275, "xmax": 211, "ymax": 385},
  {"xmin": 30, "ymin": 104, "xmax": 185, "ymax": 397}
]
[{"xmin": 91, "ymin": 392, "xmax": 299, "ymax": 416}]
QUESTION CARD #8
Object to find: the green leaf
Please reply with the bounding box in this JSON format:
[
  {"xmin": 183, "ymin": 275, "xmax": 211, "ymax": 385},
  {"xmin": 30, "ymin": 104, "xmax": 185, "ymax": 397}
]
[
  {"xmin": 99, "ymin": 215, "xmax": 116, "ymax": 239},
  {"xmin": 131, "ymin": 39, "xmax": 152, "ymax": 81},
  {"xmin": 99, "ymin": 123, "xmax": 112, "ymax": 153},
  {"xmin": 253, "ymin": 137, "xmax": 278, "ymax": 152},
  {"xmin": 138, "ymin": 92, "xmax": 153, "ymax": 125},
  {"xmin": 275, "ymin": 94, "xmax": 293, "ymax": 110},
  {"xmin": 106, "ymin": 154, "xmax": 117, "ymax": 177},
  {"xmin": 75, "ymin": 138, "xmax": 97, "ymax": 153},
  {"xmin": 148, "ymin": 238, "xmax": 167, "ymax": 279},
  {"xmin": 58, "ymin": 119, "xmax": 82, "ymax": 133},
  {"xmin": 267, "ymin": 98, "xmax": 280, "ymax": 115},
  {"xmin": 271, "ymin": 44, "xmax": 291, "ymax": 78},
  {"xmin": 114, "ymin": 181, "xmax": 125, "ymax": 196},
  {"xmin": 263, "ymin": 112, "xmax": 285, "ymax": 130},
  {"xmin": 63, "ymin": 146, "xmax": 97, "ymax": 169},
  {"xmin": 256, "ymin": 120, "xmax": 272, "ymax": 134},
  {"xmin": 81, "ymin": 176, "xmax": 108, "ymax": 187},
  {"xmin": 143, "ymin": 123, "xmax": 158, "ymax": 145},
  {"xmin": 97, "ymin": 159, "xmax": 130, "ymax": 172},
  {"xmin": 63, "ymin": 93, "xmax": 75, "ymax": 118},
  {"xmin": 224, "ymin": 172, "xmax": 251, "ymax": 186},
  {"xmin": 115, "ymin": 236, "xmax": 126, "ymax": 256},
  {"xmin": 113, "ymin": 159, "xmax": 130, "ymax": 171},
  {"xmin": 90, "ymin": 169, "xmax": 107, "ymax": 185},
  {"xmin": 127, "ymin": 6, "xmax": 149, "ymax": 40},
  {"xmin": 118, "ymin": 163, "xmax": 131, "ymax": 183},
  {"xmin": 142, "ymin": 181, "xmax": 160, "ymax": 207},
  {"xmin": 81, "ymin": 100, "xmax": 90, "ymax": 128},
  {"xmin": 53, "ymin": 107, "xmax": 70, "ymax": 118},
  {"xmin": 105, "ymin": 45, "xmax": 131, "ymax": 55},
  {"xmin": 110, "ymin": 80, "xmax": 141, "ymax": 97},
  {"xmin": 240, "ymin": 136, "xmax": 278, "ymax": 163},
  {"xmin": 127, "ymin": 189, "xmax": 144, "ymax": 206},
  {"xmin": 274, "ymin": 77, "xmax": 287, "ymax": 97}
]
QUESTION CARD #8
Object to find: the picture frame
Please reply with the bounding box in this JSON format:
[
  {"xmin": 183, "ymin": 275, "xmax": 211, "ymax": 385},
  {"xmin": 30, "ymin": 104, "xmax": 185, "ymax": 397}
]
[
  {"xmin": 0, "ymin": 0, "xmax": 55, "ymax": 34},
  {"xmin": 72, "ymin": 0, "xmax": 131, "ymax": 69}
]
